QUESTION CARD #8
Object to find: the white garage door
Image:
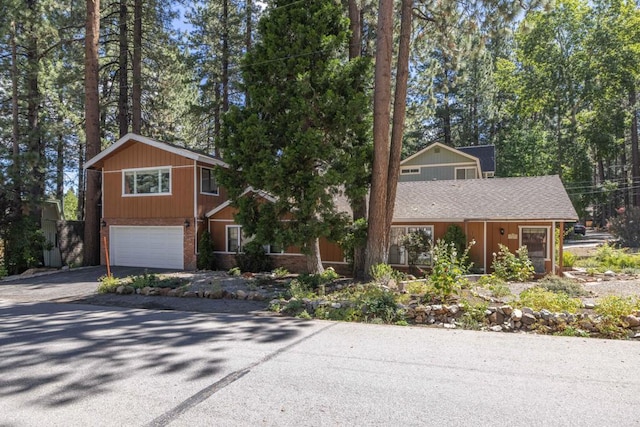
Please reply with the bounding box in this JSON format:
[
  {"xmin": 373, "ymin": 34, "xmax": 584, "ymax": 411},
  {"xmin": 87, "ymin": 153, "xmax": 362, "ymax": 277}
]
[{"xmin": 110, "ymin": 226, "xmax": 184, "ymax": 269}]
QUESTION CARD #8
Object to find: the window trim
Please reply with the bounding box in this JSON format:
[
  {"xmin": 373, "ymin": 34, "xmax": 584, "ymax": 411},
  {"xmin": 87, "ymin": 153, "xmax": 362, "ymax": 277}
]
[
  {"xmin": 400, "ymin": 167, "xmax": 420, "ymax": 175},
  {"xmin": 122, "ymin": 166, "xmax": 172, "ymax": 196},
  {"xmin": 200, "ymin": 167, "xmax": 219, "ymax": 196},
  {"xmin": 454, "ymin": 166, "xmax": 477, "ymax": 180},
  {"xmin": 226, "ymin": 225, "xmax": 243, "ymax": 253},
  {"xmin": 519, "ymin": 226, "xmax": 551, "ymax": 261}
]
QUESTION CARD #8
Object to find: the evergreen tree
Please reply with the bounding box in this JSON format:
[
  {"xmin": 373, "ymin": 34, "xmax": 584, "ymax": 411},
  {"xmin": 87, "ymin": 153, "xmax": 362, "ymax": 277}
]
[{"xmin": 218, "ymin": 0, "xmax": 371, "ymax": 273}]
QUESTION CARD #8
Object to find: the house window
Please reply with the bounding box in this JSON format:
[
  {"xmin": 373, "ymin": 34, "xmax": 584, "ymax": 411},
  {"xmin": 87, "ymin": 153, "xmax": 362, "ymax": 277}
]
[
  {"xmin": 123, "ymin": 167, "xmax": 171, "ymax": 195},
  {"xmin": 400, "ymin": 167, "xmax": 420, "ymax": 175},
  {"xmin": 227, "ymin": 225, "xmax": 243, "ymax": 253},
  {"xmin": 388, "ymin": 226, "xmax": 434, "ymax": 266},
  {"xmin": 455, "ymin": 167, "xmax": 477, "ymax": 180},
  {"xmin": 201, "ymin": 168, "xmax": 219, "ymax": 195},
  {"xmin": 520, "ymin": 226, "xmax": 549, "ymax": 273}
]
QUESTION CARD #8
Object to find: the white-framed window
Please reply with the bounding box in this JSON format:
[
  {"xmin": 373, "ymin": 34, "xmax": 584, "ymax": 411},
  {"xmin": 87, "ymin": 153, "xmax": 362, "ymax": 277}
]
[
  {"xmin": 226, "ymin": 225, "xmax": 283, "ymax": 254},
  {"xmin": 389, "ymin": 225, "xmax": 434, "ymax": 266},
  {"xmin": 400, "ymin": 167, "xmax": 420, "ymax": 175},
  {"xmin": 520, "ymin": 226, "xmax": 550, "ymax": 273},
  {"xmin": 201, "ymin": 167, "xmax": 219, "ymax": 195},
  {"xmin": 455, "ymin": 167, "xmax": 477, "ymax": 180},
  {"xmin": 123, "ymin": 167, "xmax": 171, "ymax": 196}
]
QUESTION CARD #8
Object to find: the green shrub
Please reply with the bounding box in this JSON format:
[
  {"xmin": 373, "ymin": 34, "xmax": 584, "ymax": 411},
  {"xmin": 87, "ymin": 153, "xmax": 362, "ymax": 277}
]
[
  {"xmin": 475, "ymin": 274, "xmax": 511, "ymax": 298},
  {"xmin": 458, "ymin": 301, "xmax": 489, "ymax": 330},
  {"xmin": 288, "ymin": 278, "xmax": 317, "ymax": 299},
  {"xmin": 338, "ymin": 218, "xmax": 368, "ymax": 267},
  {"xmin": 595, "ymin": 295, "xmax": 639, "ymax": 320},
  {"xmin": 369, "ymin": 263, "xmax": 394, "ymax": 285},
  {"xmin": 273, "ymin": 267, "xmax": 289, "ymax": 278},
  {"xmin": 197, "ymin": 231, "xmax": 216, "ymax": 270},
  {"xmin": 130, "ymin": 272, "xmax": 158, "ymax": 288},
  {"xmin": 97, "ymin": 275, "xmax": 122, "ymax": 294},
  {"xmin": 563, "ymin": 251, "xmax": 577, "ymax": 268},
  {"xmin": 428, "ymin": 239, "xmax": 472, "ymax": 300},
  {"xmin": 360, "ymin": 286, "xmax": 404, "ymax": 323},
  {"xmin": 228, "ymin": 267, "xmax": 241, "ymax": 276},
  {"xmin": 517, "ymin": 286, "xmax": 582, "ymax": 313},
  {"xmin": 593, "ymin": 243, "xmax": 640, "ymax": 271},
  {"xmin": 235, "ymin": 241, "xmax": 273, "ymax": 273},
  {"xmin": 492, "ymin": 244, "xmax": 535, "ymax": 282},
  {"xmin": 537, "ymin": 276, "xmax": 589, "ymax": 297},
  {"xmin": 442, "ymin": 224, "xmax": 467, "ymax": 255}
]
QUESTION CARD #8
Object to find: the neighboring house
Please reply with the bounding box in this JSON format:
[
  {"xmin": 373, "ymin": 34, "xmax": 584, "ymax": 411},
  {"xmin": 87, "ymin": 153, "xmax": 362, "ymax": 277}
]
[
  {"xmin": 84, "ymin": 133, "xmax": 227, "ymax": 270},
  {"xmin": 88, "ymin": 135, "xmax": 577, "ymax": 275},
  {"xmin": 399, "ymin": 142, "xmax": 495, "ymax": 182}
]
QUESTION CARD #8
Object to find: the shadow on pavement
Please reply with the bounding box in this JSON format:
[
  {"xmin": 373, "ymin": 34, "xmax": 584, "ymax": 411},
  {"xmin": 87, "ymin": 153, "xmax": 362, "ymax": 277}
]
[{"xmin": 0, "ymin": 300, "xmax": 313, "ymax": 408}]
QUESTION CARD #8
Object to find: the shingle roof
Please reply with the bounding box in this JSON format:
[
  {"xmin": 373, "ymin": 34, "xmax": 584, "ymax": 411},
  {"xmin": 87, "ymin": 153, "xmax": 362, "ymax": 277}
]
[
  {"xmin": 392, "ymin": 175, "xmax": 577, "ymax": 222},
  {"xmin": 457, "ymin": 145, "xmax": 496, "ymax": 173}
]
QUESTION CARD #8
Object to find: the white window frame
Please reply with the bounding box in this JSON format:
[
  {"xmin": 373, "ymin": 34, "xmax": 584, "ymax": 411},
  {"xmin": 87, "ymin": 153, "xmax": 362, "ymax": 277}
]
[
  {"xmin": 519, "ymin": 226, "xmax": 551, "ymax": 261},
  {"xmin": 455, "ymin": 167, "xmax": 477, "ymax": 180},
  {"xmin": 226, "ymin": 225, "xmax": 243, "ymax": 253},
  {"xmin": 122, "ymin": 166, "xmax": 171, "ymax": 196},
  {"xmin": 400, "ymin": 167, "xmax": 420, "ymax": 175},
  {"xmin": 200, "ymin": 167, "xmax": 219, "ymax": 196}
]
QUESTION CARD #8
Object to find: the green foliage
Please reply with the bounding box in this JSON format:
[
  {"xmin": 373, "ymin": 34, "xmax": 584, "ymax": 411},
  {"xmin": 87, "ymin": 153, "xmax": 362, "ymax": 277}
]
[
  {"xmin": 537, "ymin": 276, "xmax": 589, "ymax": 297},
  {"xmin": 228, "ymin": 267, "xmax": 241, "ymax": 276},
  {"xmin": 517, "ymin": 287, "xmax": 582, "ymax": 313},
  {"xmin": 458, "ymin": 301, "xmax": 489, "ymax": 330},
  {"xmin": 338, "ymin": 218, "xmax": 368, "ymax": 266},
  {"xmin": 3, "ymin": 217, "xmax": 47, "ymax": 275},
  {"xmin": 401, "ymin": 229, "xmax": 432, "ymax": 266},
  {"xmin": 359, "ymin": 287, "xmax": 404, "ymax": 323},
  {"xmin": 563, "ymin": 251, "xmax": 577, "ymax": 268},
  {"xmin": 369, "ymin": 263, "xmax": 395, "ymax": 285},
  {"xmin": 492, "ymin": 245, "xmax": 535, "ymax": 282},
  {"xmin": 272, "ymin": 267, "xmax": 289, "ymax": 278},
  {"xmin": 476, "ymin": 274, "xmax": 512, "ymax": 298},
  {"xmin": 217, "ymin": 0, "xmax": 372, "ymax": 268},
  {"xmin": 97, "ymin": 275, "xmax": 122, "ymax": 294},
  {"xmin": 442, "ymin": 225, "xmax": 467, "ymax": 255},
  {"xmin": 595, "ymin": 296, "xmax": 639, "ymax": 320},
  {"xmin": 428, "ymin": 239, "xmax": 473, "ymax": 300},
  {"xmin": 235, "ymin": 241, "xmax": 273, "ymax": 273},
  {"xmin": 63, "ymin": 189, "xmax": 78, "ymax": 220},
  {"xmin": 197, "ymin": 231, "xmax": 216, "ymax": 270},
  {"xmin": 554, "ymin": 326, "xmax": 590, "ymax": 338},
  {"xmin": 592, "ymin": 243, "xmax": 640, "ymax": 272}
]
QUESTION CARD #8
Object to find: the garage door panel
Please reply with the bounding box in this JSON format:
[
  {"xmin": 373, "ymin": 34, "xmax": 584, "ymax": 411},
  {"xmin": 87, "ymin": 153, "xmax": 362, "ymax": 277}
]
[{"xmin": 110, "ymin": 226, "xmax": 184, "ymax": 269}]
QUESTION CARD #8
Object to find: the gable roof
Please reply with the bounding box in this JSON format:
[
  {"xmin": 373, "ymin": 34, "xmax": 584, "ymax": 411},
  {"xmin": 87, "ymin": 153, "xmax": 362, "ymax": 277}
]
[
  {"xmin": 84, "ymin": 133, "xmax": 227, "ymax": 170},
  {"xmin": 393, "ymin": 175, "xmax": 577, "ymax": 222},
  {"xmin": 457, "ymin": 145, "xmax": 496, "ymax": 173},
  {"xmin": 205, "ymin": 187, "xmax": 277, "ymax": 218},
  {"xmin": 400, "ymin": 142, "xmax": 481, "ymax": 167}
]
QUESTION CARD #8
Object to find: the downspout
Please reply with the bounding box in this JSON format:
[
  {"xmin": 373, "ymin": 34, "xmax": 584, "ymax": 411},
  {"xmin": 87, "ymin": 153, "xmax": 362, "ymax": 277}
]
[
  {"xmin": 483, "ymin": 221, "xmax": 487, "ymax": 273},
  {"xmin": 552, "ymin": 221, "xmax": 556, "ymax": 275},
  {"xmin": 193, "ymin": 161, "xmax": 198, "ymax": 259}
]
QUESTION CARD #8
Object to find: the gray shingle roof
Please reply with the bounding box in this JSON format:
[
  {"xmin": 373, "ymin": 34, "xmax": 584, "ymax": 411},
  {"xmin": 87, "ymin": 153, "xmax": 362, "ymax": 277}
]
[
  {"xmin": 457, "ymin": 145, "xmax": 496, "ymax": 173},
  {"xmin": 392, "ymin": 175, "xmax": 578, "ymax": 222}
]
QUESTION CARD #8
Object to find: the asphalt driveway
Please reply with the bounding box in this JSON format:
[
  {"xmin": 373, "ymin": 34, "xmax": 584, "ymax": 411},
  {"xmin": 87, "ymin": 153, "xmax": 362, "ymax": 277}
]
[{"xmin": 0, "ymin": 266, "xmax": 270, "ymax": 314}]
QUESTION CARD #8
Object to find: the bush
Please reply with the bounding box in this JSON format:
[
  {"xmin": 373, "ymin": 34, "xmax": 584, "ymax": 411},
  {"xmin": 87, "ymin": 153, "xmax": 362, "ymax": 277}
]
[
  {"xmin": 442, "ymin": 224, "xmax": 467, "ymax": 255},
  {"xmin": 537, "ymin": 276, "xmax": 589, "ymax": 297},
  {"xmin": 197, "ymin": 231, "xmax": 216, "ymax": 270},
  {"xmin": 360, "ymin": 286, "xmax": 404, "ymax": 323},
  {"xmin": 563, "ymin": 251, "xmax": 577, "ymax": 268},
  {"xmin": 97, "ymin": 275, "xmax": 122, "ymax": 294},
  {"xmin": 593, "ymin": 243, "xmax": 640, "ymax": 271},
  {"xmin": 272, "ymin": 267, "xmax": 289, "ymax": 278},
  {"xmin": 338, "ymin": 218, "xmax": 368, "ymax": 267},
  {"xmin": 235, "ymin": 241, "xmax": 273, "ymax": 273},
  {"xmin": 228, "ymin": 267, "xmax": 241, "ymax": 276},
  {"xmin": 595, "ymin": 295, "xmax": 639, "ymax": 320},
  {"xmin": 369, "ymin": 263, "xmax": 394, "ymax": 285},
  {"xmin": 492, "ymin": 244, "xmax": 535, "ymax": 282},
  {"xmin": 517, "ymin": 287, "xmax": 582, "ymax": 313},
  {"xmin": 401, "ymin": 230, "xmax": 432, "ymax": 266},
  {"xmin": 428, "ymin": 239, "xmax": 472, "ymax": 300}
]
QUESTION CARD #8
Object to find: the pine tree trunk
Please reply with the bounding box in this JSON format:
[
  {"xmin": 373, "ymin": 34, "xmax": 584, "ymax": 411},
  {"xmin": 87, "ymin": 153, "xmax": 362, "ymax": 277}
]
[
  {"xmin": 84, "ymin": 0, "xmax": 102, "ymax": 266},
  {"xmin": 384, "ymin": 0, "xmax": 412, "ymax": 239},
  {"xmin": 222, "ymin": 0, "xmax": 229, "ymax": 113},
  {"xmin": 305, "ymin": 237, "xmax": 324, "ymax": 274},
  {"xmin": 630, "ymin": 89, "xmax": 639, "ymax": 207},
  {"xmin": 118, "ymin": 0, "xmax": 129, "ymax": 137},
  {"xmin": 56, "ymin": 132, "xmax": 64, "ymax": 201},
  {"xmin": 77, "ymin": 142, "xmax": 85, "ymax": 221},
  {"xmin": 10, "ymin": 20, "xmax": 21, "ymax": 218},
  {"xmin": 364, "ymin": 0, "xmax": 395, "ymax": 276},
  {"xmin": 132, "ymin": 0, "xmax": 142, "ymax": 134}
]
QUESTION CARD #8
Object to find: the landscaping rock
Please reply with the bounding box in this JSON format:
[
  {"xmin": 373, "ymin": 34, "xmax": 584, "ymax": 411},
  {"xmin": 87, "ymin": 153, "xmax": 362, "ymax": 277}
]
[
  {"xmin": 235, "ymin": 289, "xmax": 247, "ymax": 300},
  {"xmin": 624, "ymin": 315, "xmax": 640, "ymax": 328},
  {"xmin": 521, "ymin": 313, "xmax": 536, "ymax": 325},
  {"xmin": 511, "ymin": 308, "xmax": 523, "ymax": 322},
  {"xmin": 604, "ymin": 270, "xmax": 616, "ymax": 277},
  {"xmin": 500, "ymin": 305, "xmax": 513, "ymax": 316},
  {"xmin": 490, "ymin": 325, "xmax": 503, "ymax": 332}
]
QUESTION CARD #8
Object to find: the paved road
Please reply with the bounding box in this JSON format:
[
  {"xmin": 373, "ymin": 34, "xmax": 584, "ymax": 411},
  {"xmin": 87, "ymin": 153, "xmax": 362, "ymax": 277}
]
[{"xmin": 2, "ymin": 268, "xmax": 640, "ymax": 426}]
